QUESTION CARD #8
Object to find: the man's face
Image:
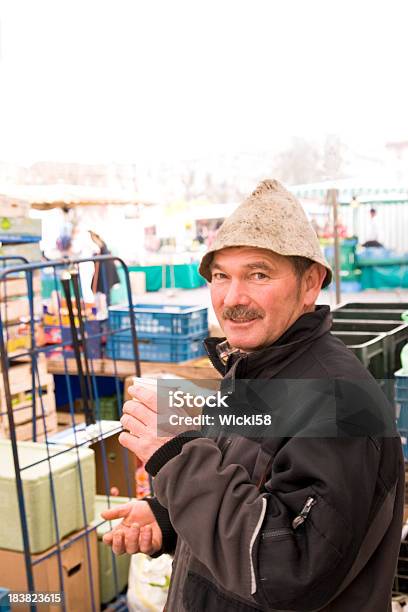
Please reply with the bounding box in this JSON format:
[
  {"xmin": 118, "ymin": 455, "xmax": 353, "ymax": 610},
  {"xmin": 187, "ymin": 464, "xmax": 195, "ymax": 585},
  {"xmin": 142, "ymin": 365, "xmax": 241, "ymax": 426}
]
[{"xmin": 210, "ymin": 247, "xmax": 309, "ymax": 352}]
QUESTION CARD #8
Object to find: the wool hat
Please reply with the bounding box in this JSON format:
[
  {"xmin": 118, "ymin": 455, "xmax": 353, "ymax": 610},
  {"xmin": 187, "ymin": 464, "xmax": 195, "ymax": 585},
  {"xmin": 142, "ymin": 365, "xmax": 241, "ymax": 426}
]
[{"xmin": 199, "ymin": 179, "xmax": 332, "ymax": 288}]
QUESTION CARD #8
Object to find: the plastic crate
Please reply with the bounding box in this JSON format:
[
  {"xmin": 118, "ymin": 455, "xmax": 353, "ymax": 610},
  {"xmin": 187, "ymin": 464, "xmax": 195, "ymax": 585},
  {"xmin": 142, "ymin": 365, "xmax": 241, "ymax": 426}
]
[
  {"xmin": 106, "ymin": 332, "xmax": 207, "ymax": 362},
  {"xmin": 332, "ymin": 309, "xmax": 407, "ymax": 322},
  {"xmin": 333, "ymin": 321, "xmax": 408, "ymax": 378},
  {"xmin": 398, "ymin": 428, "xmax": 408, "ymax": 461},
  {"xmin": 358, "ymin": 247, "xmax": 392, "ymax": 260},
  {"xmin": 395, "ymin": 369, "xmax": 408, "ymax": 403},
  {"xmin": 396, "ymin": 402, "xmax": 408, "ymax": 430},
  {"xmin": 332, "ymin": 331, "xmax": 387, "ymax": 380},
  {"xmin": 324, "ymin": 239, "xmax": 357, "ymax": 272},
  {"xmin": 97, "ymin": 396, "xmax": 120, "ymax": 420},
  {"xmin": 108, "ymin": 304, "xmax": 208, "ymax": 337},
  {"xmin": 337, "ymin": 302, "xmax": 408, "ymax": 310},
  {"xmin": 0, "ymin": 588, "xmax": 10, "ymax": 611},
  {"xmin": 44, "ymin": 319, "xmax": 104, "ymax": 359},
  {"xmin": 93, "ymin": 495, "xmax": 132, "ymax": 604}
]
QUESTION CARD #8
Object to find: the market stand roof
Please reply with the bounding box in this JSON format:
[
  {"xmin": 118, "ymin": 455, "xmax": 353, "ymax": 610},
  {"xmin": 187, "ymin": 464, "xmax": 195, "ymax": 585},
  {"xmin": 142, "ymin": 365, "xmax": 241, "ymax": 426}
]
[
  {"xmin": 0, "ymin": 184, "xmax": 154, "ymax": 210},
  {"xmin": 289, "ymin": 178, "xmax": 408, "ymax": 204}
]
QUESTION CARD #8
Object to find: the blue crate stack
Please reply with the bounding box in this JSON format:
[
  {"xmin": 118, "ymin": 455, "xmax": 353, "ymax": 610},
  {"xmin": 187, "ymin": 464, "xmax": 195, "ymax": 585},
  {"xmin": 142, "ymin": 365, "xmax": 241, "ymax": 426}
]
[
  {"xmin": 106, "ymin": 304, "xmax": 208, "ymax": 362},
  {"xmin": 395, "ymin": 369, "xmax": 408, "ymax": 460},
  {"xmin": 0, "ymin": 588, "xmax": 10, "ymax": 611}
]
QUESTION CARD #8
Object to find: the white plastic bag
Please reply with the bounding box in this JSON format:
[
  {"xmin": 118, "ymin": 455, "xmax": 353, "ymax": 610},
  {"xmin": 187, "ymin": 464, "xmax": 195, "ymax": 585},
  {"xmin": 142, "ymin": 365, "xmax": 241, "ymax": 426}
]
[{"xmin": 127, "ymin": 553, "xmax": 172, "ymax": 612}]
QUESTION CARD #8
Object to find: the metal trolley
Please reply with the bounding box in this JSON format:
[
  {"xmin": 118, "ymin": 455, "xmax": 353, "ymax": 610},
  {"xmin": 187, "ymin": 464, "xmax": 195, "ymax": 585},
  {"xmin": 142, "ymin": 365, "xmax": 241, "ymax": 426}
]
[{"xmin": 0, "ymin": 255, "xmax": 143, "ymax": 611}]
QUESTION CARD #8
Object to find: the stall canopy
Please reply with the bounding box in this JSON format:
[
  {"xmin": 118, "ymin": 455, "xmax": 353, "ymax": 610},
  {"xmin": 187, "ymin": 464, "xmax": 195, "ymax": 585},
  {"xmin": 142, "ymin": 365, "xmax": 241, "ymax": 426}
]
[
  {"xmin": 290, "ymin": 178, "xmax": 408, "ymax": 205},
  {"xmin": 0, "ymin": 184, "xmax": 154, "ymax": 210},
  {"xmin": 289, "ymin": 178, "xmax": 408, "ymax": 304}
]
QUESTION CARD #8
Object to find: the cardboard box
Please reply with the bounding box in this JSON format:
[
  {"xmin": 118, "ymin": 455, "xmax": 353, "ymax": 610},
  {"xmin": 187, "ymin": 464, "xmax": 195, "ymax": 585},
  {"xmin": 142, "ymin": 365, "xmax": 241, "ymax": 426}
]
[
  {"xmin": 91, "ymin": 431, "xmax": 138, "ymax": 498},
  {"xmin": 0, "ymin": 242, "xmax": 42, "ymax": 262},
  {"xmin": 0, "ymin": 528, "xmax": 99, "ymax": 611},
  {"xmin": 0, "ymin": 274, "xmax": 41, "ymax": 301},
  {"xmin": 1, "ymin": 390, "xmax": 56, "ymax": 430},
  {"xmin": 1, "ymin": 373, "xmax": 56, "ymax": 427},
  {"xmin": 56, "ymin": 411, "xmax": 85, "ymax": 429},
  {"xmin": 4, "ymin": 355, "xmax": 49, "ymax": 392},
  {"xmin": 0, "ymin": 296, "xmax": 42, "ymax": 324}
]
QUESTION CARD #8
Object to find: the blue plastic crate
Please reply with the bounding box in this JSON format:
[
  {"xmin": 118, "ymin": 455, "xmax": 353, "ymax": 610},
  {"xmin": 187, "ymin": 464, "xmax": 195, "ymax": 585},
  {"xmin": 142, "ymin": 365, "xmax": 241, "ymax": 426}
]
[
  {"xmin": 45, "ymin": 320, "xmax": 104, "ymax": 359},
  {"xmin": 396, "ymin": 401, "xmax": 408, "ymax": 430},
  {"xmin": 399, "ymin": 428, "xmax": 408, "ymax": 461},
  {"xmin": 106, "ymin": 331, "xmax": 207, "ymax": 362},
  {"xmin": 395, "ymin": 369, "xmax": 408, "ymax": 402},
  {"xmin": 359, "ymin": 247, "xmax": 392, "ymax": 260},
  {"xmin": 108, "ymin": 304, "xmax": 208, "ymax": 338},
  {"xmin": 0, "ymin": 588, "xmax": 10, "ymax": 611}
]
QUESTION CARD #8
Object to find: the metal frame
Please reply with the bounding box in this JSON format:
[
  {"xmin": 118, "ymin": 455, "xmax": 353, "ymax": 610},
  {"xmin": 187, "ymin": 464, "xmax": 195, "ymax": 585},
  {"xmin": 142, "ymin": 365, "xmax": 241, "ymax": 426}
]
[{"xmin": 0, "ymin": 254, "xmax": 143, "ymax": 611}]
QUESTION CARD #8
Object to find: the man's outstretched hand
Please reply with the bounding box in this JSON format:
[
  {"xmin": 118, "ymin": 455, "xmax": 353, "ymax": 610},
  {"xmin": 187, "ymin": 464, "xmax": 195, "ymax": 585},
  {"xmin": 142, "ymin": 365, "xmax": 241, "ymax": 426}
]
[{"xmin": 101, "ymin": 500, "xmax": 162, "ymax": 556}]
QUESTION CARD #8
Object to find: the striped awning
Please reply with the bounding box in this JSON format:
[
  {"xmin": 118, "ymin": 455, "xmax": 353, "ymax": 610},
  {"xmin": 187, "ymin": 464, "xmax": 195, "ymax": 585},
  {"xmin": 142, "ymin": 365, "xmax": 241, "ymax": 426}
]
[{"xmin": 289, "ymin": 179, "xmax": 408, "ymax": 204}]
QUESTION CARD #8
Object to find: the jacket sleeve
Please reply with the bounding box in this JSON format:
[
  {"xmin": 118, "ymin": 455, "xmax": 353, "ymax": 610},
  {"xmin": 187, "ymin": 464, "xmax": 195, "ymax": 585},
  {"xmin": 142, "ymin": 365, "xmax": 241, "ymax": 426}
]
[
  {"xmin": 144, "ymin": 496, "xmax": 178, "ymax": 556},
  {"xmin": 145, "ymin": 429, "xmax": 390, "ymax": 610}
]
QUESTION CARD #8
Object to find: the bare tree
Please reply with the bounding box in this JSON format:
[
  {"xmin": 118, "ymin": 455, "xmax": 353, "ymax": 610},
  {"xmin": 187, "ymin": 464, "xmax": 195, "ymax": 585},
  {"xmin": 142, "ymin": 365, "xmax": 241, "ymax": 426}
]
[
  {"xmin": 272, "ymin": 137, "xmax": 322, "ymax": 185},
  {"xmin": 322, "ymin": 134, "xmax": 345, "ymax": 180}
]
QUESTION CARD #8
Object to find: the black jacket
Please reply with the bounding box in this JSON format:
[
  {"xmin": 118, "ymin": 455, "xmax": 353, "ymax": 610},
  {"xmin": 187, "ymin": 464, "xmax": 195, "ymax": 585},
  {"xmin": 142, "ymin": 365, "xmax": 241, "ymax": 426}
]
[{"xmin": 146, "ymin": 306, "xmax": 404, "ymax": 611}]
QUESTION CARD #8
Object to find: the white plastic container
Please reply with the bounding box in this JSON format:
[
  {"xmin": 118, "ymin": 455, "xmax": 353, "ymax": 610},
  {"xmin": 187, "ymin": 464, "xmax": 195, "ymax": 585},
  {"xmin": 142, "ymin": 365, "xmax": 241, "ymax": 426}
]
[
  {"xmin": 0, "ymin": 440, "xmax": 95, "ymax": 553},
  {"xmin": 93, "ymin": 495, "xmax": 133, "ymax": 604}
]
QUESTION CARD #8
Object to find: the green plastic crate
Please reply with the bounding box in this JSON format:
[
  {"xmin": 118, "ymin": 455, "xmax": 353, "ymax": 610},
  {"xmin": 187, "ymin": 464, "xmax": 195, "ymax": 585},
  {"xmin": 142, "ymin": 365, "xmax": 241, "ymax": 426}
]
[
  {"xmin": 333, "ymin": 309, "xmax": 407, "ymax": 322},
  {"xmin": 0, "ymin": 440, "xmax": 95, "ymax": 553},
  {"xmin": 97, "ymin": 396, "xmax": 120, "ymax": 421},
  {"xmin": 324, "ymin": 239, "xmax": 357, "ymax": 272},
  {"xmin": 332, "ymin": 319, "xmax": 408, "ymax": 377},
  {"xmin": 332, "ymin": 331, "xmax": 387, "ymax": 380},
  {"xmin": 93, "ymin": 495, "xmax": 133, "ymax": 604},
  {"xmin": 338, "ymin": 302, "xmax": 408, "ymax": 310}
]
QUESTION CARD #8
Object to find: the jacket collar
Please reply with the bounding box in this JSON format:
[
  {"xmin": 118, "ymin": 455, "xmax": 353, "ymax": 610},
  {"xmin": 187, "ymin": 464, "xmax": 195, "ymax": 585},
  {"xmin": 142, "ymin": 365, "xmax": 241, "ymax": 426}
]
[{"xmin": 204, "ymin": 305, "xmax": 332, "ymax": 379}]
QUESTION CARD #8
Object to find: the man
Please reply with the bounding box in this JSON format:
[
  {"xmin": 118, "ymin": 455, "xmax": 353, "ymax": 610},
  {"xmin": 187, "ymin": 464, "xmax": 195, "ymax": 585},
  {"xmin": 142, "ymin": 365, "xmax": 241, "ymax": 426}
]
[
  {"xmin": 102, "ymin": 180, "xmax": 403, "ymax": 611},
  {"xmin": 89, "ymin": 230, "xmax": 120, "ymax": 305},
  {"xmin": 362, "ymin": 208, "xmax": 383, "ymax": 248}
]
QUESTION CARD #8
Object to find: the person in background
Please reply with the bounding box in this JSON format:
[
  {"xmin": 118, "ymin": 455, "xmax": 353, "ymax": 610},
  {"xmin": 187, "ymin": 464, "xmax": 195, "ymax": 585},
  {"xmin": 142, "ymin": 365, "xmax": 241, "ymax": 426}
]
[
  {"xmin": 362, "ymin": 208, "xmax": 383, "ymax": 248},
  {"xmin": 55, "ymin": 233, "xmax": 72, "ymax": 258},
  {"xmin": 89, "ymin": 230, "xmax": 120, "ymax": 307}
]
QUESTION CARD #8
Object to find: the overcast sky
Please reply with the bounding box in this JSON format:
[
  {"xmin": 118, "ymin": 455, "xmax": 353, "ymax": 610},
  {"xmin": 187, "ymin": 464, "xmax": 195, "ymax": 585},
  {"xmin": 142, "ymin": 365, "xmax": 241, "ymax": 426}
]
[{"xmin": 1, "ymin": 0, "xmax": 408, "ymax": 164}]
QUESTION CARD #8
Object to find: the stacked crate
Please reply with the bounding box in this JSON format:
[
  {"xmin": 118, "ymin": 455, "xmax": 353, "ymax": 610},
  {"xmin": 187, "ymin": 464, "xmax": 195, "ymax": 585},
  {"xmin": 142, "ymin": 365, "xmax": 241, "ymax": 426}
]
[
  {"xmin": 332, "ymin": 302, "xmax": 408, "ymax": 403},
  {"xmin": 0, "ymin": 355, "xmax": 57, "ymax": 441},
  {"xmin": 92, "ymin": 495, "xmax": 132, "ymax": 605},
  {"xmin": 0, "ymin": 214, "xmax": 42, "ymax": 262},
  {"xmin": 395, "ymin": 370, "xmax": 408, "ymax": 461},
  {"xmin": 106, "ymin": 303, "xmax": 209, "ymax": 362},
  {"xmin": 0, "ymin": 440, "xmax": 99, "ymax": 611},
  {"xmin": 0, "ymin": 272, "xmax": 42, "ymax": 356}
]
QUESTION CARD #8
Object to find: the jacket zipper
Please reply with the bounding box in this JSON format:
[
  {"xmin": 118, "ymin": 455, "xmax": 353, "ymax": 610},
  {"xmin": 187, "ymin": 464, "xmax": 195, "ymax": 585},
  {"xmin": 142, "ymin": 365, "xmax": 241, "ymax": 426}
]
[
  {"xmin": 262, "ymin": 496, "xmax": 316, "ymax": 539},
  {"xmin": 262, "ymin": 528, "xmax": 293, "ymax": 539},
  {"xmin": 292, "ymin": 496, "xmax": 316, "ymax": 529}
]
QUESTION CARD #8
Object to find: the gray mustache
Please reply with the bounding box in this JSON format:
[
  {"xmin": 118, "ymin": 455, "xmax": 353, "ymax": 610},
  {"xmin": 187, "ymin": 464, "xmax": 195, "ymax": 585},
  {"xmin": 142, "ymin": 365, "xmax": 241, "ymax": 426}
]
[{"xmin": 222, "ymin": 305, "xmax": 264, "ymax": 321}]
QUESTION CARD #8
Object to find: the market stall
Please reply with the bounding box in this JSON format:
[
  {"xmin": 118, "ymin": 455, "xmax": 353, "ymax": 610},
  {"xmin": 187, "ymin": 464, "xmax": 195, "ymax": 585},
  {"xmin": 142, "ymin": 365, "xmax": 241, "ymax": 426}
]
[{"xmin": 291, "ymin": 180, "xmax": 408, "ymax": 297}]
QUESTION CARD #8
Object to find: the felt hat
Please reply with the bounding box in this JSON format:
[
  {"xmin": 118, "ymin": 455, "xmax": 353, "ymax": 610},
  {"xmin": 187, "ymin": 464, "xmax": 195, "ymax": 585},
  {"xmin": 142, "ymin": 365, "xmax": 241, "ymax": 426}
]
[{"xmin": 199, "ymin": 179, "xmax": 332, "ymax": 287}]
